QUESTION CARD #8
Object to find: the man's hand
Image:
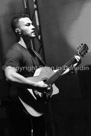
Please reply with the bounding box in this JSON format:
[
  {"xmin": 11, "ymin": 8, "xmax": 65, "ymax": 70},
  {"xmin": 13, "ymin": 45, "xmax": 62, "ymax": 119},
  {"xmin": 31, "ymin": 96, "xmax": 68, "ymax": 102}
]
[
  {"xmin": 73, "ymin": 55, "xmax": 81, "ymax": 67},
  {"xmin": 36, "ymin": 81, "xmax": 48, "ymax": 88}
]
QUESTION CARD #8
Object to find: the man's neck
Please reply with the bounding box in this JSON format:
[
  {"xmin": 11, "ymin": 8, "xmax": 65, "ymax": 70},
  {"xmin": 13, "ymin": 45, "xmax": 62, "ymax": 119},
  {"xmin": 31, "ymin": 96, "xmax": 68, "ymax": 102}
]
[
  {"xmin": 22, "ymin": 35, "xmax": 31, "ymax": 45},
  {"xmin": 18, "ymin": 35, "xmax": 32, "ymax": 48},
  {"xmin": 18, "ymin": 37, "xmax": 27, "ymax": 49}
]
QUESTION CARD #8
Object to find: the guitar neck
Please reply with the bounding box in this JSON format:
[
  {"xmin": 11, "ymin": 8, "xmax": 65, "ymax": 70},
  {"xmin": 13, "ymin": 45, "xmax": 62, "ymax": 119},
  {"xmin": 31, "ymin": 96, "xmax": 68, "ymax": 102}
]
[{"xmin": 46, "ymin": 56, "xmax": 80, "ymax": 85}]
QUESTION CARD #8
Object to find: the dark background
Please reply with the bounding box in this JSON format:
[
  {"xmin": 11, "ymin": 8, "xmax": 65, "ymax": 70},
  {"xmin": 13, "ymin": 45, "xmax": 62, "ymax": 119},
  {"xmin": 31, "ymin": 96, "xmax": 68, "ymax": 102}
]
[{"xmin": 0, "ymin": 0, "xmax": 91, "ymax": 136}]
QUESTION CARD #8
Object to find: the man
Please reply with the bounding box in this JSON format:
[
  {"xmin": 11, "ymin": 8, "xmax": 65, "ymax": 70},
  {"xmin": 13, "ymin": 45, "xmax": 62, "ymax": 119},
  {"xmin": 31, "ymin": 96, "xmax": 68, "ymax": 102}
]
[
  {"xmin": 4, "ymin": 14, "xmax": 59, "ymax": 136},
  {"xmin": 4, "ymin": 14, "xmax": 81, "ymax": 136}
]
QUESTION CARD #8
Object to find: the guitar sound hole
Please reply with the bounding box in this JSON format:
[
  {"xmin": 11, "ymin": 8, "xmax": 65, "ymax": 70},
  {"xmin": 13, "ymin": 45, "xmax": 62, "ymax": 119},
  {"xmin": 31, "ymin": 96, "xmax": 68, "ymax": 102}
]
[{"xmin": 43, "ymin": 79, "xmax": 47, "ymax": 83}]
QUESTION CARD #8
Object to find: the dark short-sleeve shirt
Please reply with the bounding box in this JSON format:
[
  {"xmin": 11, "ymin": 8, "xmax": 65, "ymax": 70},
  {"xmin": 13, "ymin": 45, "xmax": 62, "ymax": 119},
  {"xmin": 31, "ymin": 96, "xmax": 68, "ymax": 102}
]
[{"xmin": 4, "ymin": 43, "xmax": 47, "ymax": 113}]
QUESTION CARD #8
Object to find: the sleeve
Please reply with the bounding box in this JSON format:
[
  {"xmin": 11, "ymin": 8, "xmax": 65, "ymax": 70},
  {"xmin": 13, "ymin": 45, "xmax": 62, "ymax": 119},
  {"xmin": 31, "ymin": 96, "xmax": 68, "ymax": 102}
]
[{"xmin": 4, "ymin": 48, "xmax": 22, "ymax": 69}]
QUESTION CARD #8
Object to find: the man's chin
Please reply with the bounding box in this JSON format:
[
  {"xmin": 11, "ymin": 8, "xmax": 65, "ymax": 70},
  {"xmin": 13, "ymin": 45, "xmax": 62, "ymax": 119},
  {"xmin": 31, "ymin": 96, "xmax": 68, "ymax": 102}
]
[{"xmin": 31, "ymin": 34, "xmax": 36, "ymax": 38}]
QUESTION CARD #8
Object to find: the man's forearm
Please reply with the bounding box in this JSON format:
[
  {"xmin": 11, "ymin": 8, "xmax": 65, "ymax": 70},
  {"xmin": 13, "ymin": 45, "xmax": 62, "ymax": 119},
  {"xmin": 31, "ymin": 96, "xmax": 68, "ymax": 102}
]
[{"xmin": 4, "ymin": 67, "xmax": 37, "ymax": 87}]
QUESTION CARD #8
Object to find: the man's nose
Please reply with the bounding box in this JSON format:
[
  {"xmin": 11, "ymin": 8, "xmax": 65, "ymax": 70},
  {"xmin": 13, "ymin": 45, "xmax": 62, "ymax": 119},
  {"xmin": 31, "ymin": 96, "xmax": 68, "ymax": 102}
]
[{"xmin": 32, "ymin": 25, "xmax": 35, "ymax": 29}]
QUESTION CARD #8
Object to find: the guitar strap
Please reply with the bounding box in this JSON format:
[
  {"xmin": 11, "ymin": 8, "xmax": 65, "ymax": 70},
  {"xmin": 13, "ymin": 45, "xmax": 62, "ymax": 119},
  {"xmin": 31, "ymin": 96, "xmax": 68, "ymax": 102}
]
[
  {"xmin": 31, "ymin": 48, "xmax": 46, "ymax": 66},
  {"xmin": 25, "ymin": 39, "xmax": 46, "ymax": 66}
]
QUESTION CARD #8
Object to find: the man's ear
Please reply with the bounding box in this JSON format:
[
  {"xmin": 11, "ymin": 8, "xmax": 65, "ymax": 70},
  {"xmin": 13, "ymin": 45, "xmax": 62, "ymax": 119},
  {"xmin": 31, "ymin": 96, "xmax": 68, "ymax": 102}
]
[{"xmin": 15, "ymin": 28, "xmax": 21, "ymax": 34}]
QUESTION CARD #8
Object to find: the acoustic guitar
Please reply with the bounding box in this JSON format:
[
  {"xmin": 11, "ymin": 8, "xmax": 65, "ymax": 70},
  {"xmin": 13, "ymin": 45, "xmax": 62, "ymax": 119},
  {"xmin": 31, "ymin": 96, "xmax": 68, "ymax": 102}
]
[{"xmin": 19, "ymin": 43, "xmax": 88, "ymax": 117}]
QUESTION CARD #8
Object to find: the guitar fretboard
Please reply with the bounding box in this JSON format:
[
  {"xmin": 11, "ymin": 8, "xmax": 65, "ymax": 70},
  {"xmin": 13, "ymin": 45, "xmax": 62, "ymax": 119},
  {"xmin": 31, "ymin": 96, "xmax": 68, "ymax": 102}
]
[{"xmin": 46, "ymin": 56, "xmax": 80, "ymax": 85}]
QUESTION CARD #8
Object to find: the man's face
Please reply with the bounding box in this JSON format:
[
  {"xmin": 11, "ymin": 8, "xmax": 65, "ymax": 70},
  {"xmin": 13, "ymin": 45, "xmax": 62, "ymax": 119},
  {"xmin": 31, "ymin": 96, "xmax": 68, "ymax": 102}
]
[{"xmin": 17, "ymin": 17, "xmax": 35, "ymax": 37}]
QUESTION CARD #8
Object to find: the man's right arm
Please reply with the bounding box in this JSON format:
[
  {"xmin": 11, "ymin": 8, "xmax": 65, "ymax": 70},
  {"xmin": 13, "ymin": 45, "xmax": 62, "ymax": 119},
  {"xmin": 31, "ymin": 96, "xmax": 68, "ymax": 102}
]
[{"xmin": 4, "ymin": 66, "xmax": 47, "ymax": 88}]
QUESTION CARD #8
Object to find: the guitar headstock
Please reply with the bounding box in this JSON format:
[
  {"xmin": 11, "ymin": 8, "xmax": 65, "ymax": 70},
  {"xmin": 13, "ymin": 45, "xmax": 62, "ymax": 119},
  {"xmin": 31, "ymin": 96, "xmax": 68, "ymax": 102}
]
[{"xmin": 77, "ymin": 43, "xmax": 89, "ymax": 57}]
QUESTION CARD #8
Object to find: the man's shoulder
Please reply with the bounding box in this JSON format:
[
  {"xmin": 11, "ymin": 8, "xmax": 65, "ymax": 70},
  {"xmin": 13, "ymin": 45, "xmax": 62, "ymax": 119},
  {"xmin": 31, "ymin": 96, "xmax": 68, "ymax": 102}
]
[
  {"xmin": 10, "ymin": 43, "xmax": 22, "ymax": 51},
  {"xmin": 8, "ymin": 43, "xmax": 25, "ymax": 54},
  {"xmin": 5, "ymin": 43, "xmax": 23, "ymax": 58}
]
